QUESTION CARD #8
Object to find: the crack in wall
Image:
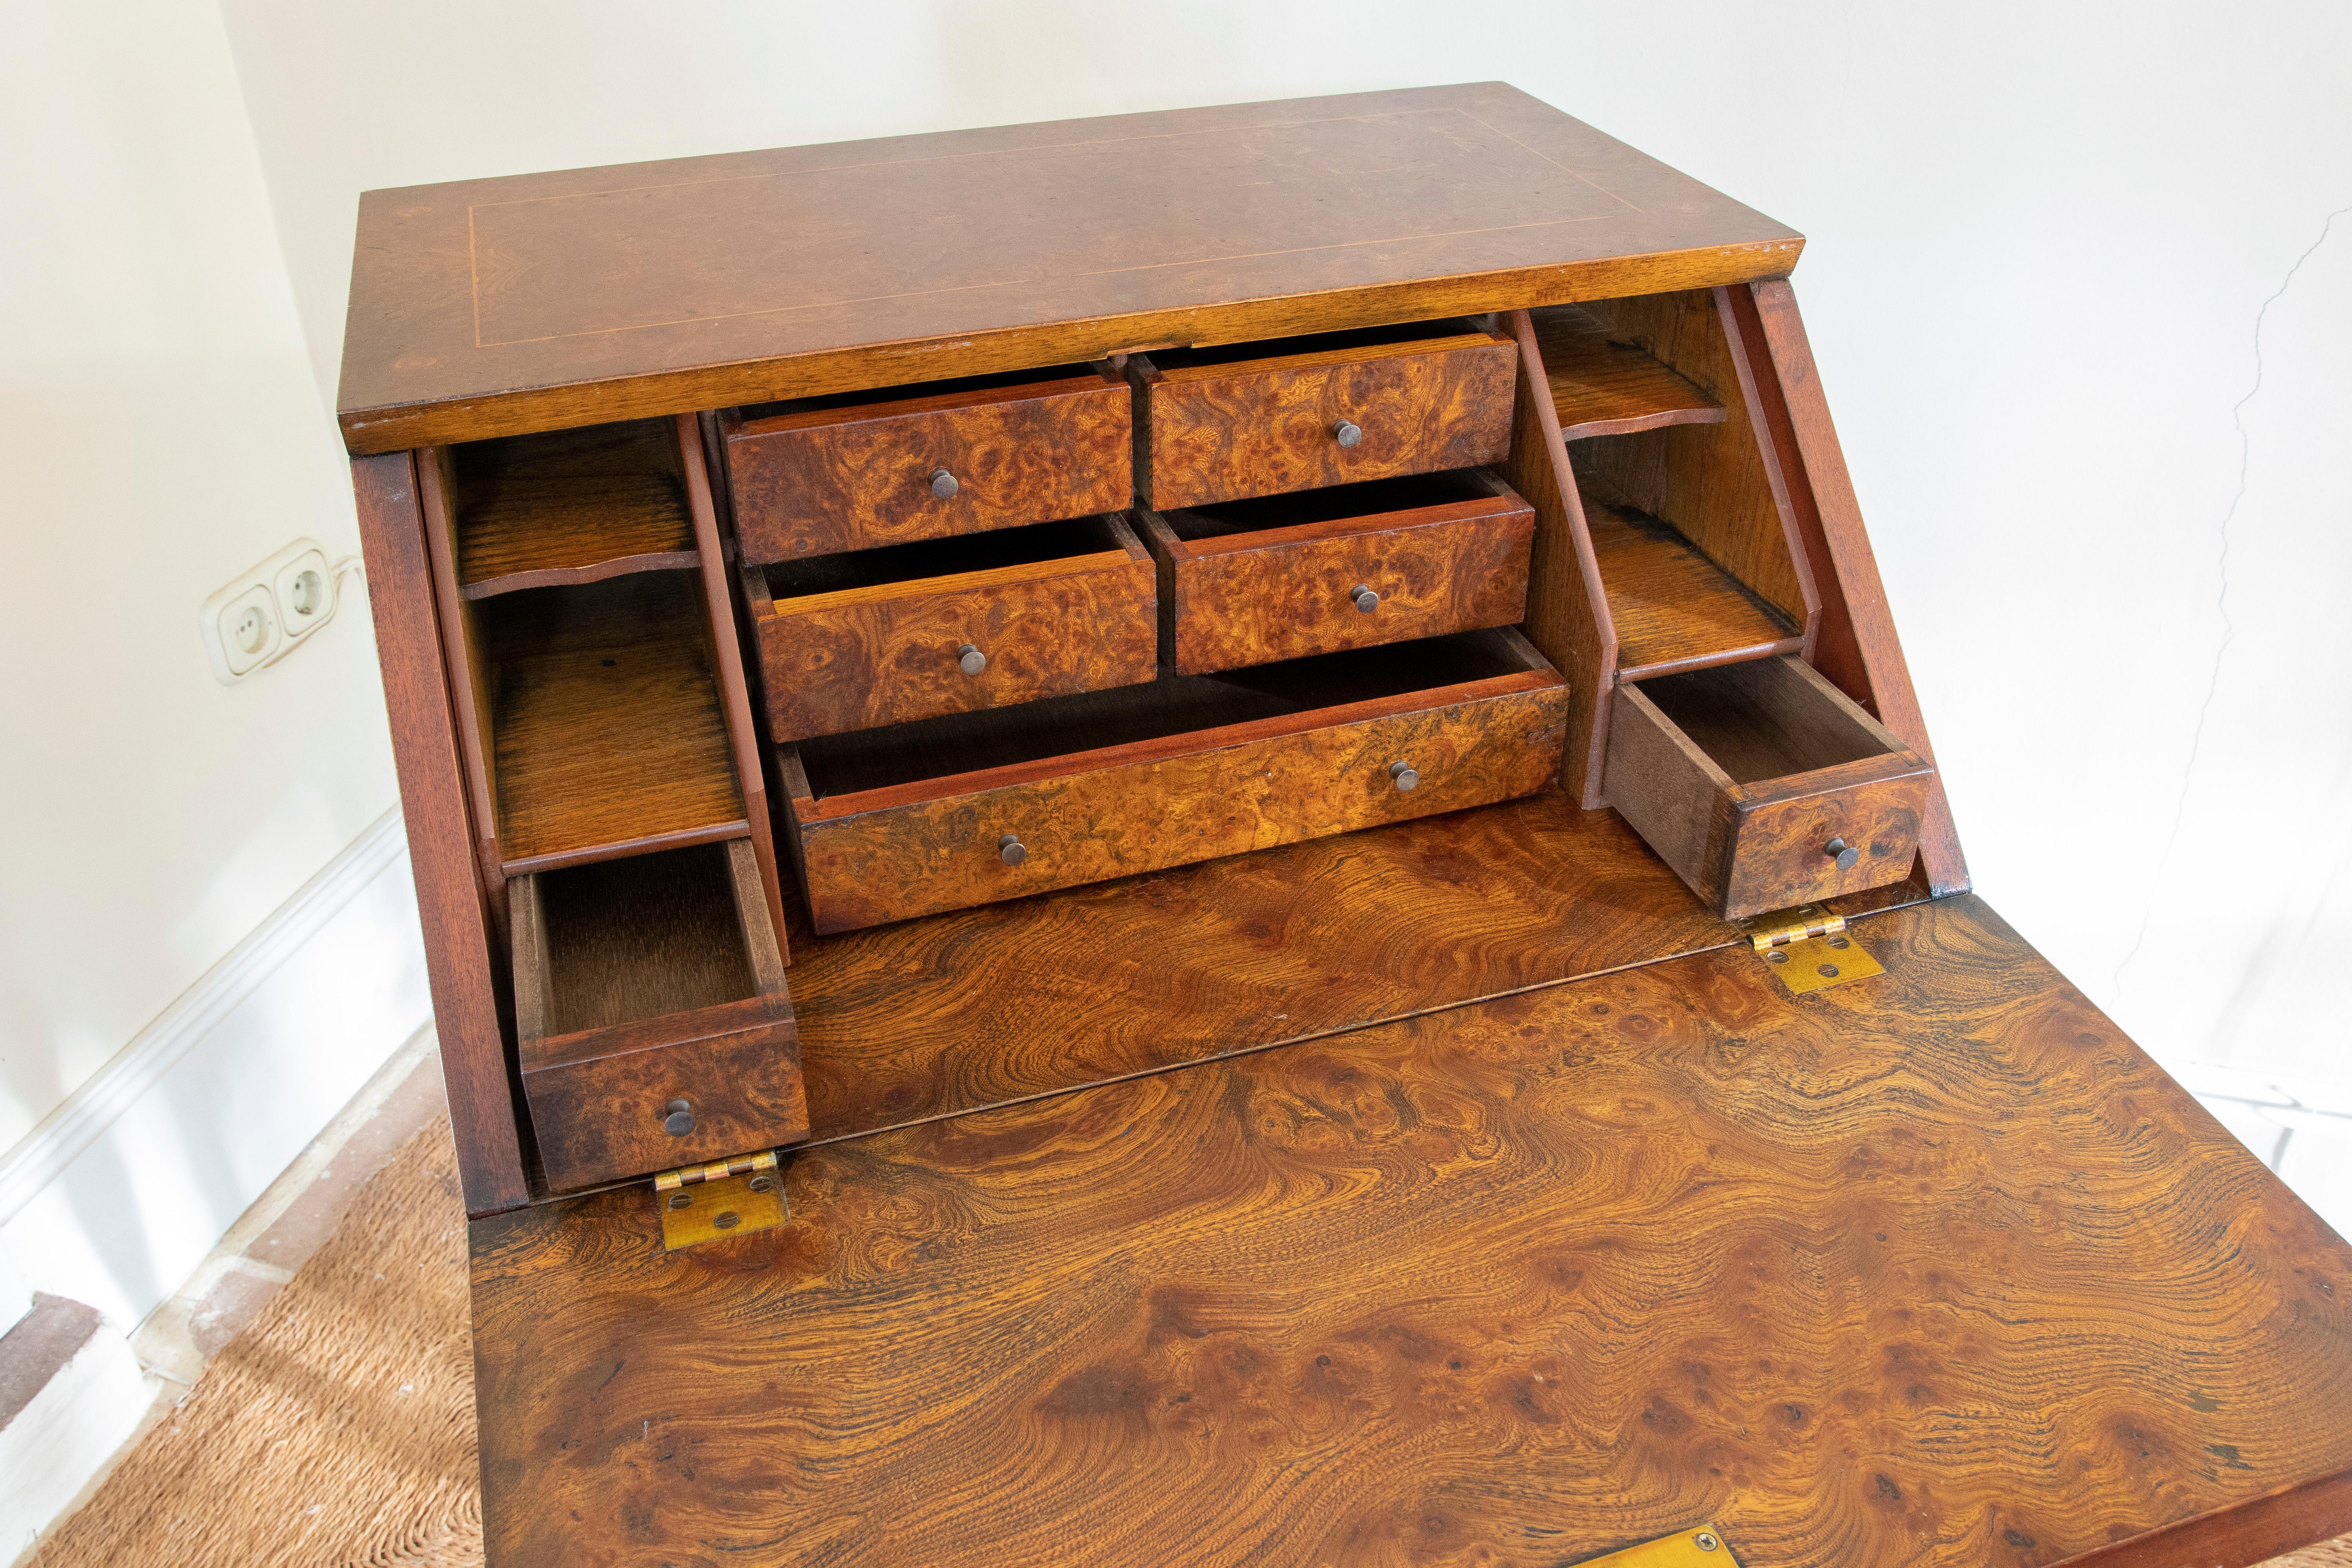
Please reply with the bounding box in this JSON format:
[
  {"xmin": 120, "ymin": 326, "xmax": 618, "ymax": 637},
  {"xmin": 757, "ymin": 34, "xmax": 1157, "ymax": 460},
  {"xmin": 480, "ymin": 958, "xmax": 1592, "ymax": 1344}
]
[{"xmin": 2109, "ymin": 202, "xmax": 2352, "ymax": 1004}]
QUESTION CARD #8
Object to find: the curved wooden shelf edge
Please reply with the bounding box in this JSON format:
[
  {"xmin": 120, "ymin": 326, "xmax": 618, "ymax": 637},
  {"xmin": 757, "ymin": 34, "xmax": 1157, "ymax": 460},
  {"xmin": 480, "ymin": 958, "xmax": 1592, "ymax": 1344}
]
[{"xmin": 458, "ymin": 549, "xmax": 703, "ymax": 601}]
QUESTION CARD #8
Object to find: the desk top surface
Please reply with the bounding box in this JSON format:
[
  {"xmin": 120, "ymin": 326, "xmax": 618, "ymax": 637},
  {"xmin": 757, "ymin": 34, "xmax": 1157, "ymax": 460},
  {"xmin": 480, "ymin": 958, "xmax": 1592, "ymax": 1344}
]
[
  {"xmin": 468, "ymin": 892, "xmax": 2352, "ymax": 1567},
  {"xmin": 338, "ymin": 83, "xmax": 1802, "ymax": 452}
]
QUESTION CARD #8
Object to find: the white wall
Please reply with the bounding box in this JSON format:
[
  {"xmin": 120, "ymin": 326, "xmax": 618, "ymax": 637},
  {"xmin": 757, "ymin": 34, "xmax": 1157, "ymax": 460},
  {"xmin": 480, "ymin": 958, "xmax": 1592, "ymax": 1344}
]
[
  {"xmin": 214, "ymin": 0, "xmax": 2352, "ymax": 1093},
  {"xmin": 0, "ymin": 0, "xmax": 412, "ymax": 1303}
]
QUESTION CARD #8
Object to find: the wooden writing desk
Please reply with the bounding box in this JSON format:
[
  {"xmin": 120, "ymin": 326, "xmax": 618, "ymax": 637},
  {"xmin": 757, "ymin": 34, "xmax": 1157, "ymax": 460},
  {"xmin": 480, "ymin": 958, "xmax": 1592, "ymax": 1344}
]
[{"xmin": 340, "ymin": 85, "xmax": 2352, "ymax": 1566}]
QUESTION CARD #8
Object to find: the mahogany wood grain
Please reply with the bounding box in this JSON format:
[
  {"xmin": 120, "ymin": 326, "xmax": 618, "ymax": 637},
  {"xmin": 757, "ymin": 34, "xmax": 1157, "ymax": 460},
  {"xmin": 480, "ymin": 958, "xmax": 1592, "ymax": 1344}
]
[
  {"xmin": 483, "ymin": 574, "xmax": 748, "ymax": 873},
  {"xmin": 679, "ymin": 414, "xmax": 789, "ymax": 963},
  {"xmin": 338, "ymin": 85, "xmax": 1804, "ymax": 453},
  {"xmin": 1139, "ymin": 475, "xmax": 1534, "ymax": 675},
  {"xmin": 724, "ymin": 369, "xmax": 1131, "ymax": 562},
  {"xmin": 348, "ymin": 452, "xmax": 527, "ymax": 1216},
  {"xmin": 1501, "ymin": 308, "xmax": 1618, "ymax": 807},
  {"xmin": 752, "ymin": 514, "xmax": 1158, "ymax": 741},
  {"xmin": 1566, "ymin": 291, "xmax": 1815, "ymax": 630},
  {"xmin": 782, "ymin": 633, "xmax": 1570, "ymax": 933},
  {"xmin": 512, "ymin": 840, "xmax": 803, "ymax": 1191},
  {"xmin": 414, "ymin": 445, "xmax": 506, "ymax": 911},
  {"xmin": 1742, "ymin": 281, "xmax": 1969, "ymax": 896},
  {"xmin": 1605, "ymin": 657, "xmax": 1932, "ymax": 919},
  {"xmin": 1533, "ymin": 303, "xmax": 1726, "ymax": 439},
  {"xmin": 1587, "ymin": 497, "xmax": 1802, "ymax": 678},
  {"xmin": 472, "ymin": 894, "xmax": 2352, "ymax": 1568},
  {"xmin": 448, "ymin": 419, "xmax": 698, "ymax": 599},
  {"xmin": 1138, "ymin": 329, "xmax": 1517, "ymax": 509}
]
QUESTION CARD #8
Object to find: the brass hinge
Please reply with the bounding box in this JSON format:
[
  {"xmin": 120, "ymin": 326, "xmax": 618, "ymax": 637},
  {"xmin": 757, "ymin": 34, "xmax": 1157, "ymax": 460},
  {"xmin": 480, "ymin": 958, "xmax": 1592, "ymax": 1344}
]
[
  {"xmin": 654, "ymin": 1150, "xmax": 788, "ymax": 1250},
  {"xmin": 1577, "ymin": 1524, "xmax": 1741, "ymax": 1568},
  {"xmin": 1740, "ymin": 902, "xmax": 1883, "ymax": 994}
]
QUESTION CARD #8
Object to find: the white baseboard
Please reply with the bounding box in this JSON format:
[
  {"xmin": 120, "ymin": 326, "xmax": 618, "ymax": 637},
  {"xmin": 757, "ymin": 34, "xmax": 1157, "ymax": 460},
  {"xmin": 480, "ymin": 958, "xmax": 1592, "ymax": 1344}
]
[{"xmin": 0, "ymin": 808, "xmax": 431, "ymax": 1327}]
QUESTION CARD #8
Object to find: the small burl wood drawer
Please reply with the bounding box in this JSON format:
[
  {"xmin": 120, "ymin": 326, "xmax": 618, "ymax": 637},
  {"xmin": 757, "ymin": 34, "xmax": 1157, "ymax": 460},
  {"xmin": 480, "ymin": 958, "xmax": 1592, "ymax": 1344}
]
[
  {"xmin": 1136, "ymin": 469, "xmax": 1534, "ymax": 675},
  {"xmin": 511, "ymin": 839, "xmax": 806, "ymax": 1191},
  {"xmin": 1602, "ymin": 656, "xmax": 1933, "ymax": 920},
  {"xmin": 722, "ymin": 365, "xmax": 1131, "ymax": 562},
  {"xmin": 777, "ymin": 628, "xmax": 1570, "ymax": 934},
  {"xmin": 746, "ymin": 515, "xmax": 1158, "ymax": 742},
  {"xmin": 1132, "ymin": 319, "xmax": 1517, "ymax": 510}
]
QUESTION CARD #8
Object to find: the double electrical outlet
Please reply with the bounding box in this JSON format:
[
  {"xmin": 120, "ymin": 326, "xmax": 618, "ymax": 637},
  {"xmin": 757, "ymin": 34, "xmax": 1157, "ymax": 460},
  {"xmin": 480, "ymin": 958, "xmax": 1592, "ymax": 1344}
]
[{"xmin": 199, "ymin": 538, "xmax": 350, "ymax": 684}]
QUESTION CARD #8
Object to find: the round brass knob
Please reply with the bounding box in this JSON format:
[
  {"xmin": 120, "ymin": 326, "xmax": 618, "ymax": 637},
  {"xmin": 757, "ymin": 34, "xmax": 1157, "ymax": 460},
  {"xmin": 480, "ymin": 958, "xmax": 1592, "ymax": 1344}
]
[
  {"xmin": 662, "ymin": 1097, "xmax": 695, "ymax": 1136},
  {"xmin": 957, "ymin": 642, "xmax": 987, "ymax": 675},
  {"xmin": 1332, "ymin": 420, "xmax": 1363, "ymax": 448},
  {"xmin": 1389, "ymin": 760, "xmax": 1419, "ymax": 793},
  {"xmin": 998, "ymin": 833, "xmax": 1027, "ymax": 866},
  {"xmin": 1350, "ymin": 584, "xmax": 1379, "ymax": 613},
  {"xmin": 1824, "ymin": 837, "xmax": 1859, "ymax": 870},
  {"xmin": 929, "ymin": 468, "xmax": 959, "ymax": 499}
]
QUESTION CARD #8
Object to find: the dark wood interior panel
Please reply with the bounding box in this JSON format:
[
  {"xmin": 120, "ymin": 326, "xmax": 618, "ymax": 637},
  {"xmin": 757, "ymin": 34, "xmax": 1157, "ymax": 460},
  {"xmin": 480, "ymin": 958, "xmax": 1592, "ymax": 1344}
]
[
  {"xmin": 447, "ymin": 419, "xmax": 698, "ymax": 598},
  {"xmin": 1585, "ymin": 495, "xmax": 1801, "ymax": 678},
  {"xmin": 481, "ymin": 573, "xmax": 747, "ymax": 870},
  {"xmin": 473, "ymin": 894, "xmax": 2352, "ymax": 1568},
  {"xmin": 524, "ymin": 844, "xmax": 757, "ymax": 1037},
  {"xmin": 1570, "ymin": 289, "xmax": 1813, "ymax": 628},
  {"xmin": 1530, "ymin": 303, "xmax": 1725, "ymax": 439}
]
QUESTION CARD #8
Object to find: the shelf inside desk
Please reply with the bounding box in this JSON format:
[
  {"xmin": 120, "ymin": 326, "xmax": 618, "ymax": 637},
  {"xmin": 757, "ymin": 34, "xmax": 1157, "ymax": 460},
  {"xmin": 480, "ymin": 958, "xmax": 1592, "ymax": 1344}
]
[
  {"xmin": 1531, "ymin": 305, "xmax": 1725, "ymax": 440},
  {"xmin": 1587, "ymin": 497, "xmax": 1800, "ymax": 679},
  {"xmin": 485, "ymin": 573, "xmax": 746, "ymax": 873},
  {"xmin": 452, "ymin": 419, "xmax": 699, "ymax": 599}
]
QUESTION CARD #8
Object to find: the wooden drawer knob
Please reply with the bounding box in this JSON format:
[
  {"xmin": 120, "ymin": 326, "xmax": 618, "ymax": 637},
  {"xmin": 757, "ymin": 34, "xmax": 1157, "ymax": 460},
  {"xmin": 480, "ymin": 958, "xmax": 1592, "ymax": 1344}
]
[
  {"xmin": 662, "ymin": 1097, "xmax": 695, "ymax": 1136},
  {"xmin": 957, "ymin": 642, "xmax": 988, "ymax": 675},
  {"xmin": 1389, "ymin": 760, "xmax": 1419, "ymax": 793},
  {"xmin": 1824, "ymin": 837, "xmax": 1860, "ymax": 870},
  {"xmin": 999, "ymin": 833, "xmax": 1027, "ymax": 866},
  {"xmin": 1332, "ymin": 420, "xmax": 1363, "ymax": 448},
  {"xmin": 1349, "ymin": 583, "xmax": 1380, "ymax": 613},
  {"xmin": 929, "ymin": 468, "xmax": 959, "ymax": 499}
]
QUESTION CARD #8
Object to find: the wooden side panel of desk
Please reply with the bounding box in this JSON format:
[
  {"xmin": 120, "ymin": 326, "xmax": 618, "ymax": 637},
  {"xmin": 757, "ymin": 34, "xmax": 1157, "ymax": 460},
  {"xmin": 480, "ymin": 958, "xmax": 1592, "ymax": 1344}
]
[
  {"xmin": 470, "ymin": 893, "xmax": 2352, "ymax": 1566},
  {"xmin": 350, "ymin": 453, "xmax": 529, "ymax": 1215}
]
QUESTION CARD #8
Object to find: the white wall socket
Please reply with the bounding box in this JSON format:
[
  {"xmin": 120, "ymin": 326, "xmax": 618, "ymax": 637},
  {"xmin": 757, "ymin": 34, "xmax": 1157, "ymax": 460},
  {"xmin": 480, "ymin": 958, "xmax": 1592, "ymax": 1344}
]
[{"xmin": 200, "ymin": 538, "xmax": 343, "ymax": 684}]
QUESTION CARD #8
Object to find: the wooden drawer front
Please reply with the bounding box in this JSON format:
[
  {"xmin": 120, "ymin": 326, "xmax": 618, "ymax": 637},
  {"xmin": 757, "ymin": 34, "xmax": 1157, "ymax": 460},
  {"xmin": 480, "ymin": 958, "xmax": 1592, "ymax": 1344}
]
[
  {"xmin": 1138, "ymin": 472, "xmax": 1534, "ymax": 675},
  {"xmin": 725, "ymin": 371, "xmax": 1132, "ymax": 561},
  {"xmin": 782, "ymin": 631, "xmax": 1571, "ymax": 934},
  {"xmin": 513, "ymin": 840, "xmax": 806, "ymax": 1190},
  {"xmin": 752, "ymin": 515, "xmax": 1157, "ymax": 742},
  {"xmin": 1138, "ymin": 330, "xmax": 1517, "ymax": 510},
  {"xmin": 1602, "ymin": 656, "xmax": 1933, "ymax": 920}
]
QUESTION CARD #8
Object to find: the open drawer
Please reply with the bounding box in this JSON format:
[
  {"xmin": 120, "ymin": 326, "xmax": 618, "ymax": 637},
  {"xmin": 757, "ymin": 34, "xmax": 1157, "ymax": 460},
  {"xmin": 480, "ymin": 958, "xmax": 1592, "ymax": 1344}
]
[
  {"xmin": 1135, "ymin": 469, "xmax": 1533, "ymax": 675},
  {"xmin": 1132, "ymin": 319, "xmax": 1518, "ymax": 510},
  {"xmin": 511, "ymin": 839, "xmax": 805, "ymax": 1191},
  {"xmin": 1602, "ymin": 655, "xmax": 1933, "ymax": 919},
  {"xmin": 746, "ymin": 514, "xmax": 1157, "ymax": 742},
  {"xmin": 777, "ymin": 628, "xmax": 1572, "ymax": 934},
  {"xmin": 722, "ymin": 364, "xmax": 1132, "ymax": 562}
]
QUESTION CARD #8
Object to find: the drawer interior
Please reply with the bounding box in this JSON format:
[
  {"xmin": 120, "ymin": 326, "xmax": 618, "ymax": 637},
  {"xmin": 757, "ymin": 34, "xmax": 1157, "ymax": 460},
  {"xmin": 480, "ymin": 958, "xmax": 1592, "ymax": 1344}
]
[
  {"xmin": 761, "ymin": 514, "xmax": 1134, "ymax": 603},
  {"xmin": 1631, "ymin": 657, "xmax": 1896, "ymax": 785},
  {"xmin": 735, "ymin": 361, "xmax": 1113, "ymax": 425},
  {"xmin": 1146, "ymin": 316, "xmax": 1492, "ymax": 375},
  {"xmin": 477, "ymin": 573, "xmax": 745, "ymax": 868},
  {"xmin": 519, "ymin": 841, "xmax": 766, "ymax": 1038},
  {"xmin": 1154, "ymin": 470, "xmax": 1501, "ymax": 546},
  {"xmin": 792, "ymin": 628, "xmax": 1550, "ymax": 800}
]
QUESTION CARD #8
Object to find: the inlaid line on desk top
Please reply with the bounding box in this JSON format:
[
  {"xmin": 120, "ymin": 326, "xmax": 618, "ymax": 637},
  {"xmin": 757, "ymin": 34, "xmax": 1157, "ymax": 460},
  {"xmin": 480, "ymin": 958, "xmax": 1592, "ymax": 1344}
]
[{"xmin": 463, "ymin": 109, "xmax": 1627, "ymax": 347}]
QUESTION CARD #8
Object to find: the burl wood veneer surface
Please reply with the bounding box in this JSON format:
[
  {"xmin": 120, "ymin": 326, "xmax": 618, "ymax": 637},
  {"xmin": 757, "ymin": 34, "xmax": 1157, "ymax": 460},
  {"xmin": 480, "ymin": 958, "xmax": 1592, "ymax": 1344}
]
[
  {"xmin": 470, "ymin": 894, "xmax": 2352, "ymax": 1568},
  {"xmin": 338, "ymin": 84, "xmax": 1802, "ymax": 451},
  {"xmin": 785, "ymin": 787, "xmax": 1746, "ymax": 1142}
]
